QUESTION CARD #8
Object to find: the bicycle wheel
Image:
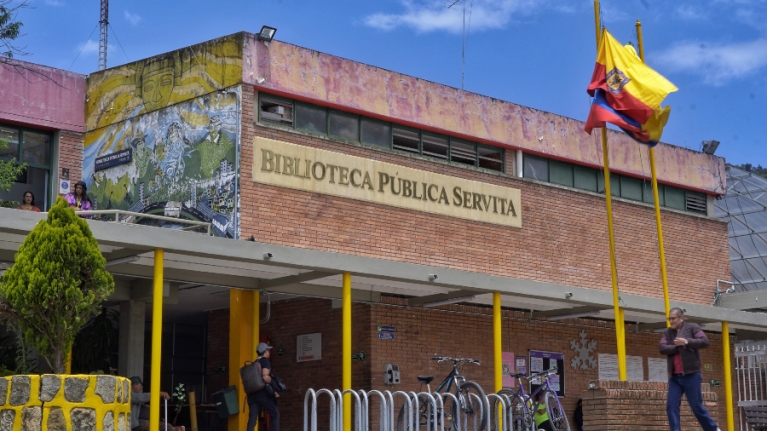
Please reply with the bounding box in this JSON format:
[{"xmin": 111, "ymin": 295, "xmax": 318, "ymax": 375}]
[
  {"xmin": 496, "ymin": 389, "xmax": 533, "ymax": 431},
  {"xmin": 398, "ymin": 394, "xmax": 438, "ymax": 431},
  {"xmin": 453, "ymin": 381, "xmax": 488, "ymax": 431},
  {"xmin": 543, "ymin": 391, "xmax": 570, "ymax": 431}
]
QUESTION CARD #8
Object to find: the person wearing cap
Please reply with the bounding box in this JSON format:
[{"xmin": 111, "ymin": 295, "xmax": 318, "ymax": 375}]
[
  {"xmin": 129, "ymin": 376, "xmax": 173, "ymax": 431},
  {"xmin": 64, "ymin": 180, "xmax": 92, "ymax": 211},
  {"xmin": 246, "ymin": 342, "xmax": 280, "ymax": 431}
]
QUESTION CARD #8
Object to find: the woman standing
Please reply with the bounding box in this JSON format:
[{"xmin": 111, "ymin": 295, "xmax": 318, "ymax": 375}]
[
  {"xmin": 64, "ymin": 180, "xmax": 92, "ymax": 211},
  {"xmin": 17, "ymin": 191, "xmax": 41, "ymax": 212}
]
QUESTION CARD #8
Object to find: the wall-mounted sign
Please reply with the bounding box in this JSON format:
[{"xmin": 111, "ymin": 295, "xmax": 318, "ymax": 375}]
[
  {"xmin": 213, "ymin": 366, "xmax": 227, "ymax": 374},
  {"xmin": 378, "ymin": 333, "xmax": 395, "ymax": 340},
  {"xmin": 252, "ymin": 137, "xmax": 522, "ymax": 228},
  {"xmin": 59, "ymin": 178, "xmax": 71, "ymax": 195},
  {"xmin": 502, "ymin": 352, "xmax": 515, "ymax": 388},
  {"xmin": 709, "ymin": 379, "xmax": 721, "ymax": 387},
  {"xmin": 95, "ymin": 148, "xmax": 133, "ymax": 171},
  {"xmin": 297, "ymin": 333, "xmax": 322, "ymax": 362},
  {"xmin": 529, "ymin": 350, "xmax": 565, "ymax": 397},
  {"xmin": 648, "ymin": 357, "xmax": 666, "ymax": 382},
  {"xmin": 598, "ymin": 354, "xmax": 644, "ymax": 381},
  {"xmin": 352, "ymin": 351, "xmax": 367, "ymax": 362},
  {"xmin": 378, "ymin": 325, "xmax": 396, "ymax": 333},
  {"xmin": 277, "ymin": 347, "xmax": 285, "ymax": 357}
]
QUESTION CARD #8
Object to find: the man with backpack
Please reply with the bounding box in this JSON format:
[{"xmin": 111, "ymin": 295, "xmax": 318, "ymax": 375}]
[{"xmin": 246, "ymin": 343, "xmax": 280, "ymax": 431}]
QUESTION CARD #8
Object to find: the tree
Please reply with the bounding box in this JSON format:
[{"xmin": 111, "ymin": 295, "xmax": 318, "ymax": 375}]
[
  {"xmin": 0, "ymin": 138, "xmax": 26, "ymax": 207},
  {"xmin": 0, "ymin": 0, "xmax": 27, "ymax": 60},
  {"xmin": 0, "ymin": 197, "xmax": 114, "ymax": 373}
]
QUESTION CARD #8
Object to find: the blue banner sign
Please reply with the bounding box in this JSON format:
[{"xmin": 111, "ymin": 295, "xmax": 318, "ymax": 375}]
[
  {"xmin": 377, "ymin": 325, "xmax": 396, "ymax": 332},
  {"xmin": 377, "ymin": 333, "xmax": 395, "ymax": 340},
  {"xmin": 95, "ymin": 148, "xmax": 133, "ymax": 171}
]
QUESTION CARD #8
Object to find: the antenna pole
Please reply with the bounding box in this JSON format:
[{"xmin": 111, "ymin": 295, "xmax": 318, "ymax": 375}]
[
  {"xmin": 462, "ymin": 0, "xmax": 465, "ymax": 90},
  {"xmin": 99, "ymin": 0, "xmax": 109, "ymax": 71}
]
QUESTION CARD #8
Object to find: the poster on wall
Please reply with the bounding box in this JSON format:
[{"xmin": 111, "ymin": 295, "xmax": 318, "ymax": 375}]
[
  {"xmin": 648, "ymin": 357, "xmax": 667, "ymax": 382},
  {"xmin": 529, "ymin": 350, "xmax": 565, "ymax": 397},
  {"xmin": 598, "ymin": 354, "xmax": 645, "ymax": 381},
  {"xmin": 502, "ymin": 352, "xmax": 515, "ymax": 388},
  {"xmin": 83, "ymin": 91, "xmax": 241, "ymax": 238},
  {"xmin": 297, "ymin": 333, "xmax": 322, "ymax": 362}
]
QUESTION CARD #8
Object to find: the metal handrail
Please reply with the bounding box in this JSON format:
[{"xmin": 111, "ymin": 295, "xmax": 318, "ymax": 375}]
[{"xmin": 73, "ymin": 209, "xmax": 213, "ymax": 235}]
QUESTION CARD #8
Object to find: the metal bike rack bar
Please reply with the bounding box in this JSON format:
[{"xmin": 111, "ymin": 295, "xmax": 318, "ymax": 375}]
[
  {"xmin": 391, "ymin": 390, "xmax": 413, "ymax": 431},
  {"xmin": 486, "ymin": 394, "xmax": 506, "ymax": 431},
  {"xmin": 304, "ymin": 388, "xmax": 338, "ymax": 431},
  {"xmin": 367, "ymin": 390, "xmax": 390, "ymax": 431},
  {"xmin": 417, "ymin": 392, "xmax": 438, "ymax": 431},
  {"xmin": 343, "ymin": 389, "xmax": 364, "ymax": 431}
]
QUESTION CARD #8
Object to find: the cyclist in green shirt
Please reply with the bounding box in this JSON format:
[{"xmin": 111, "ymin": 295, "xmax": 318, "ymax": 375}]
[{"xmin": 533, "ymin": 393, "xmax": 554, "ymax": 431}]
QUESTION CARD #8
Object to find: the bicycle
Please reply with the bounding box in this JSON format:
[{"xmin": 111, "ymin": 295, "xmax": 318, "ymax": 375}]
[
  {"xmin": 496, "ymin": 369, "xmax": 570, "ymax": 431},
  {"xmin": 397, "ymin": 356, "xmax": 489, "ymax": 431}
]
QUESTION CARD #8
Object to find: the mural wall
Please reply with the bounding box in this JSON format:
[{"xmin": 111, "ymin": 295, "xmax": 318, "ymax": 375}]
[
  {"xmin": 83, "ymin": 92, "xmax": 240, "ymax": 237},
  {"xmin": 85, "ymin": 34, "xmax": 243, "ymax": 132}
]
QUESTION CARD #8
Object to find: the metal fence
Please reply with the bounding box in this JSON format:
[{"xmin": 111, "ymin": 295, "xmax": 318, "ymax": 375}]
[
  {"xmin": 304, "ymin": 388, "xmax": 510, "ymax": 431},
  {"xmin": 75, "ymin": 209, "xmax": 212, "ymax": 235},
  {"xmin": 735, "ymin": 340, "xmax": 767, "ymax": 430}
]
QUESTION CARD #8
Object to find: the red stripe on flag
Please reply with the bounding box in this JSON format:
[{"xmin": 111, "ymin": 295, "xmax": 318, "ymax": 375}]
[
  {"xmin": 585, "ymin": 104, "xmax": 648, "ymax": 142},
  {"xmin": 586, "ymin": 62, "xmax": 655, "ymax": 125}
]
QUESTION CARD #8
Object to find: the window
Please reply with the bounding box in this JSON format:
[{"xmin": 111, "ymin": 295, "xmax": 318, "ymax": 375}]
[
  {"xmin": 523, "ymin": 153, "xmax": 707, "ymax": 214},
  {"xmin": 295, "ymin": 102, "xmax": 327, "ymax": 134},
  {"xmin": 329, "ymin": 111, "xmax": 359, "ymax": 141},
  {"xmin": 259, "ymin": 95, "xmax": 293, "ymax": 126},
  {"xmin": 257, "ymin": 93, "xmax": 505, "ymax": 173},
  {"xmin": 0, "ymin": 124, "xmax": 53, "ymax": 211}
]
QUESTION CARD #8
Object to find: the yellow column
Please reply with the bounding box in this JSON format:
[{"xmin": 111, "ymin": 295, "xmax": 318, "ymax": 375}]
[
  {"xmin": 66, "ymin": 350, "xmax": 72, "ymax": 374},
  {"xmin": 343, "ymin": 273, "xmax": 352, "ymax": 431},
  {"xmin": 722, "ymin": 322, "xmax": 735, "ymax": 431},
  {"xmin": 494, "ymin": 292, "xmax": 502, "ymax": 392},
  {"xmin": 149, "ymin": 249, "xmax": 164, "ymax": 431},
  {"xmin": 635, "ymin": 20, "xmax": 672, "ymax": 326},
  {"xmin": 229, "ymin": 290, "xmax": 254, "ymax": 431},
  {"xmin": 252, "ymin": 290, "xmax": 260, "ymax": 352},
  {"xmin": 594, "ymin": 0, "xmax": 626, "ymax": 381}
]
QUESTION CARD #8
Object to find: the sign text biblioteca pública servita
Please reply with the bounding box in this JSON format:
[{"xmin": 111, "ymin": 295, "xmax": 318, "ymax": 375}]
[{"xmin": 260, "ymin": 149, "xmax": 518, "ymax": 217}]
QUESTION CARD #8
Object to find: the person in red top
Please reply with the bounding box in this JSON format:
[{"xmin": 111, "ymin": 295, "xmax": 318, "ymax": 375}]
[
  {"xmin": 659, "ymin": 307, "xmax": 720, "ymax": 431},
  {"xmin": 17, "ymin": 191, "xmax": 41, "ymax": 212}
]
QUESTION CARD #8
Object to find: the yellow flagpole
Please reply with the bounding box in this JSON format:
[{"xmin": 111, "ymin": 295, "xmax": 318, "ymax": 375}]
[
  {"xmin": 635, "ymin": 20, "xmax": 672, "ymax": 327},
  {"xmin": 594, "ymin": 0, "xmax": 627, "ymax": 381}
]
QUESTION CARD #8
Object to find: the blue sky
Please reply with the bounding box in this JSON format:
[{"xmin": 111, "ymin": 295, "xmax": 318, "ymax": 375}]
[{"xmin": 9, "ymin": 0, "xmax": 767, "ymax": 166}]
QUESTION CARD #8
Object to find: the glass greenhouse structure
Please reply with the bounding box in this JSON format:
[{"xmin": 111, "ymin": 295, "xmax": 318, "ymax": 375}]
[{"xmin": 715, "ymin": 165, "xmax": 767, "ymax": 291}]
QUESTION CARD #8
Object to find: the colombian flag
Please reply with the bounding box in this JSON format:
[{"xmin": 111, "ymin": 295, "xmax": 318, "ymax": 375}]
[{"xmin": 584, "ymin": 29, "xmax": 677, "ymax": 146}]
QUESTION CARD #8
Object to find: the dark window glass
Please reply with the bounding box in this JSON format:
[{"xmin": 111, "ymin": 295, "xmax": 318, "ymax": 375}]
[
  {"xmin": 665, "ymin": 186, "xmax": 686, "ymax": 210},
  {"xmin": 478, "ymin": 145, "xmax": 503, "ymax": 171},
  {"xmin": 550, "ymin": 160, "xmax": 574, "ymax": 187},
  {"xmin": 573, "ymin": 166, "xmax": 598, "ymax": 192},
  {"xmin": 597, "ymin": 173, "xmax": 621, "ymax": 196},
  {"xmin": 451, "ymin": 140, "xmax": 476, "ymax": 166},
  {"xmin": 642, "ymin": 182, "xmax": 663, "ymax": 205},
  {"xmin": 523, "ymin": 155, "xmax": 549, "ymax": 182},
  {"xmin": 621, "ymin": 176, "xmax": 643, "ymax": 201},
  {"xmin": 422, "ymin": 134, "xmax": 449, "ymax": 160},
  {"xmin": 392, "ymin": 127, "xmax": 420, "ymax": 154},
  {"xmin": 295, "ymin": 103, "xmax": 327, "ymax": 134},
  {"xmin": 0, "ymin": 126, "xmax": 19, "ymax": 162},
  {"xmin": 329, "ymin": 111, "xmax": 359, "ymax": 141},
  {"xmin": 22, "ymin": 131, "xmax": 51, "ymax": 166},
  {"xmin": 259, "ymin": 95, "xmax": 294, "ymax": 125},
  {"xmin": 361, "ymin": 118, "xmax": 391, "ymax": 148}
]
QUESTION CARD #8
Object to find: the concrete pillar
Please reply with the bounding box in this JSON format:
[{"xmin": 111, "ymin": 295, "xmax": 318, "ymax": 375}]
[{"xmin": 118, "ymin": 300, "xmax": 146, "ymax": 378}]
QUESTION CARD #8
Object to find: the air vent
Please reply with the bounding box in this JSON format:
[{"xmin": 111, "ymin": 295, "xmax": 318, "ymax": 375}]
[{"xmin": 686, "ymin": 192, "xmax": 707, "ymax": 214}]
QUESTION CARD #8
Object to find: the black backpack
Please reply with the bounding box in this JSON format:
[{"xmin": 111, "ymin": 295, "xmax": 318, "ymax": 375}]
[{"xmin": 270, "ymin": 373, "xmax": 287, "ymax": 392}]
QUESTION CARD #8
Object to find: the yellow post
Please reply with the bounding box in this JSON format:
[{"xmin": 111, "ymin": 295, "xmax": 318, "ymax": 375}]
[
  {"xmin": 343, "ymin": 273, "xmax": 352, "ymax": 431},
  {"xmin": 722, "ymin": 322, "xmax": 735, "ymax": 431},
  {"xmin": 149, "ymin": 249, "xmax": 164, "ymax": 431},
  {"xmin": 635, "ymin": 19, "xmax": 672, "ymax": 326},
  {"xmin": 253, "ymin": 290, "xmax": 260, "ymax": 352},
  {"xmin": 594, "ymin": 0, "xmax": 627, "ymax": 381},
  {"xmin": 494, "ymin": 292, "xmax": 502, "ymax": 392},
  {"xmin": 229, "ymin": 290, "xmax": 254, "ymax": 431},
  {"xmin": 189, "ymin": 391, "xmax": 199, "ymax": 431},
  {"xmin": 66, "ymin": 350, "xmax": 72, "ymax": 374}
]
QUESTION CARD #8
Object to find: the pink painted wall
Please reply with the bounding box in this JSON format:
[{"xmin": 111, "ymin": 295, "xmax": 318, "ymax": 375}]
[
  {"xmin": 0, "ymin": 60, "xmax": 85, "ymax": 132},
  {"xmin": 242, "ymin": 34, "xmax": 725, "ymax": 195}
]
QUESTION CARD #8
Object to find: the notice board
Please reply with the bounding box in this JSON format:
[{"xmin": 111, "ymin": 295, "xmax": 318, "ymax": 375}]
[
  {"xmin": 297, "ymin": 333, "xmax": 322, "ymax": 362},
  {"xmin": 529, "ymin": 350, "xmax": 565, "ymax": 397}
]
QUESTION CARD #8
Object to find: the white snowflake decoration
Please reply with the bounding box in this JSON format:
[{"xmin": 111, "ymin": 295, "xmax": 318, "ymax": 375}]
[{"xmin": 570, "ymin": 330, "xmax": 597, "ymax": 369}]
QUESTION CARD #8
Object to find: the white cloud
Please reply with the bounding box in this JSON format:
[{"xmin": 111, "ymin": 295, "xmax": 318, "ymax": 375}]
[
  {"xmin": 656, "ymin": 38, "xmax": 767, "ymax": 85},
  {"xmin": 124, "ymin": 10, "xmax": 142, "ymax": 26},
  {"xmin": 44, "ymin": 0, "xmax": 64, "ymax": 5},
  {"xmin": 363, "ymin": 0, "xmax": 555, "ymax": 34},
  {"xmin": 75, "ymin": 40, "xmax": 115, "ymax": 57},
  {"xmin": 675, "ymin": 4, "xmax": 708, "ymax": 20}
]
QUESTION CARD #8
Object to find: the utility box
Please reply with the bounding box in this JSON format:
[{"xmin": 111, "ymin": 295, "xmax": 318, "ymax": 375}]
[
  {"xmin": 384, "ymin": 364, "xmax": 401, "ymax": 384},
  {"xmin": 211, "ymin": 385, "xmax": 239, "ymax": 418}
]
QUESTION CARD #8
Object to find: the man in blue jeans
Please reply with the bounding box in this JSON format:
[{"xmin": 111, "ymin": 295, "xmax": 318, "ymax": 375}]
[{"xmin": 659, "ymin": 307, "xmax": 720, "ymax": 431}]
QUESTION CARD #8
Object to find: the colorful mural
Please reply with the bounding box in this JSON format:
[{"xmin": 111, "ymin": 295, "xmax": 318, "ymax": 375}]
[
  {"xmin": 85, "ymin": 34, "xmax": 243, "ymax": 132},
  {"xmin": 83, "ymin": 91, "xmax": 240, "ymax": 237}
]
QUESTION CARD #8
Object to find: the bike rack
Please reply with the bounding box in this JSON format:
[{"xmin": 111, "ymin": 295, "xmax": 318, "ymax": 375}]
[
  {"xmin": 366, "ymin": 390, "xmax": 390, "ymax": 431},
  {"xmin": 417, "ymin": 392, "xmax": 439, "ymax": 431},
  {"xmin": 391, "ymin": 390, "xmax": 413, "ymax": 431},
  {"xmin": 304, "ymin": 388, "xmax": 338, "ymax": 431},
  {"xmin": 486, "ymin": 394, "xmax": 506, "ymax": 431},
  {"xmin": 437, "ymin": 392, "xmax": 461, "ymax": 431}
]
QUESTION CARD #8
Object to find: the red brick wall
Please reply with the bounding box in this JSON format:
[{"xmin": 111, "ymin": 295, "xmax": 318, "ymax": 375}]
[
  {"xmin": 582, "ymin": 380, "xmax": 719, "ymax": 431},
  {"xmin": 205, "ymin": 296, "xmax": 736, "ymax": 430},
  {"xmin": 238, "ymin": 85, "xmax": 729, "ymax": 306},
  {"xmin": 206, "ymin": 309, "xmax": 230, "ymax": 401},
  {"xmin": 58, "ymin": 129, "xmax": 84, "ymax": 190}
]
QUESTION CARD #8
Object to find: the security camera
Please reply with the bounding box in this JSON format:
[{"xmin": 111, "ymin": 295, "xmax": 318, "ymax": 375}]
[
  {"xmin": 263, "ymin": 252, "xmax": 273, "ymax": 259},
  {"xmin": 428, "ymin": 274, "xmax": 438, "ymax": 281}
]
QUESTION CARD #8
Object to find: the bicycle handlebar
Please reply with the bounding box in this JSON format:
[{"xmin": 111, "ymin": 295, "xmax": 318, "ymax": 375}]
[
  {"xmin": 524, "ymin": 368, "xmax": 558, "ymax": 380},
  {"xmin": 430, "ymin": 356, "xmax": 481, "ymax": 365}
]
